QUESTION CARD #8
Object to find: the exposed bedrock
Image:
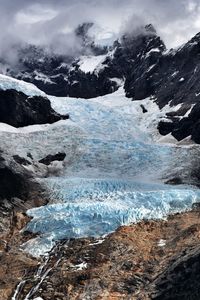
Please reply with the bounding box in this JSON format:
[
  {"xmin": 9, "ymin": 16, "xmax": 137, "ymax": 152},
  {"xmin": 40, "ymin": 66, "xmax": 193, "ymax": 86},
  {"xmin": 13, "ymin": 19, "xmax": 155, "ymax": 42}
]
[
  {"xmin": 0, "ymin": 153, "xmax": 31, "ymax": 204},
  {"xmin": 0, "ymin": 151, "xmax": 48, "ymax": 234}
]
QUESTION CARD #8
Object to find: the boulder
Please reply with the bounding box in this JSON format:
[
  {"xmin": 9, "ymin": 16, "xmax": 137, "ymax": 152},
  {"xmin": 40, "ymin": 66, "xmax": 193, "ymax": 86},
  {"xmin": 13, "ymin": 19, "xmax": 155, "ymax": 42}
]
[
  {"xmin": 0, "ymin": 166, "xmax": 29, "ymax": 200},
  {"xmin": 39, "ymin": 152, "xmax": 66, "ymax": 166}
]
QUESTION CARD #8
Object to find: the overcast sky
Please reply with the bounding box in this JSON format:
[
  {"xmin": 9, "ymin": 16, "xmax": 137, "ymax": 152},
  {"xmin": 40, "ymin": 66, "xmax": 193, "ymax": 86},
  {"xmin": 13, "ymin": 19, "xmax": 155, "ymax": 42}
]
[{"xmin": 0, "ymin": 0, "xmax": 200, "ymax": 59}]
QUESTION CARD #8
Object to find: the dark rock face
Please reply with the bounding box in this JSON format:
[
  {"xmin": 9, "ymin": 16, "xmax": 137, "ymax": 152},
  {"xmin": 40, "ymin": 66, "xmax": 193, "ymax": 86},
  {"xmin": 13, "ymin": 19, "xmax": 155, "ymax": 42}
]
[
  {"xmin": 124, "ymin": 25, "xmax": 166, "ymax": 100},
  {"xmin": 13, "ymin": 155, "xmax": 31, "ymax": 166},
  {"xmin": 157, "ymin": 121, "xmax": 176, "ymax": 136},
  {"xmin": 154, "ymin": 246, "xmax": 200, "ymax": 300},
  {"xmin": 0, "ymin": 166, "xmax": 29, "ymax": 200},
  {"xmin": 158, "ymin": 103, "xmax": 200, "ymax": 143},
  {"xmin": 124, "ymin": 30, "xmax": 200, "ymax": 108},
  {"xmin": 39, "ymin": 152, "xmax": 66, "ymax": 165},
  {"xmin": 0, "ymin": 89, "xmax": 68, "ymax": 127},
  {"xmin": 0, "ymin": 153, "xmax": 32, "ymax": 203},
  {"xmin": 0, "ymin": 152, "xmax": 49, "ymax": 235},
  {"xmin": 122, "ymin": 28, "xmax": 200, "ymax": 144}
]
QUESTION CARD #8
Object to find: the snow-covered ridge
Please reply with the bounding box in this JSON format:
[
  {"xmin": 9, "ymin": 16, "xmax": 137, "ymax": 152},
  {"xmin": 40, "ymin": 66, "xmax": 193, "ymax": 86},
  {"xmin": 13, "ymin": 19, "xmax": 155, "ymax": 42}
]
[{"xmin": 0, "ymin": 74, "xmax": 45, "ymax": 97}]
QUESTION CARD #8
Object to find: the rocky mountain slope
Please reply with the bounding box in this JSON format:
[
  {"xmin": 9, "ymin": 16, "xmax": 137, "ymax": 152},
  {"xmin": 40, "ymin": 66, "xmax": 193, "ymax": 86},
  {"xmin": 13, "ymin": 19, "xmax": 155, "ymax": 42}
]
[
  {"xmin": 1, "ymin": 22, "xmax": 200, "ymax": 300},
  {"xmin": 2, "ymin": 23, "xmax": 200, "ymax": 143}
]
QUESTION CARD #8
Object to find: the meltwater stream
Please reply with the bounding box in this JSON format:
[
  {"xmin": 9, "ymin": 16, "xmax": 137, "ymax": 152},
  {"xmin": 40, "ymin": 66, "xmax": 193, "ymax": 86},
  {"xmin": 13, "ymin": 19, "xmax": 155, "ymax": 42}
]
[{"xmin": 1, "ymin": 88, "xmax": 200, "ymax": 257}]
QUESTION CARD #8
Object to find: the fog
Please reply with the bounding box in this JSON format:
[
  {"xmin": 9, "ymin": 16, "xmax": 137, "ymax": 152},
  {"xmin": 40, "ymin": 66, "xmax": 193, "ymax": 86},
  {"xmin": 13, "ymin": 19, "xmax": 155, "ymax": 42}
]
[{"xmin": 0, "ymin": 0, "xmax": 200, "ymax": 61}]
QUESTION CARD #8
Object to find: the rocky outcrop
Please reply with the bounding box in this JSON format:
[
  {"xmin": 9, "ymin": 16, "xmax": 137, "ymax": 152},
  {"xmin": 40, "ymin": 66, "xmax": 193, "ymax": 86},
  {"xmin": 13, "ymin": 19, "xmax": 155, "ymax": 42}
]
[
  {"xmin": 158, "ymin": 102, "xmax": 200, "ymax": 143},
  {"xmin": 154, "ymin": 245, "xmax": 200, "ymax": 300},
  {"xmin": 123, "ymin": 24, "xmax": 166, "ymax": 100},
  {"xmin": 13, "ymin": 155, "xmax": 31, "ymax": 166},
  {"xmin": 0, "ymin": 151, "xmax": 49, "ymax": 234},
  {"xmin": 39, "ymin": 152, "xmax": 66, "ymax": 165},
  {"xmin": 124, "ymin": 30, "xmax": 200, "ymax": 107},
  {"xmin": 0, "ymin": 89, "xmax": 68, "ymax": 127},
  {"xmin": 0, "ymin": 166, "xmax": 29, "ymax": 201},
  {"xmin": 0, "ymin": 153, "xmax": 32, "ymax": 203}
]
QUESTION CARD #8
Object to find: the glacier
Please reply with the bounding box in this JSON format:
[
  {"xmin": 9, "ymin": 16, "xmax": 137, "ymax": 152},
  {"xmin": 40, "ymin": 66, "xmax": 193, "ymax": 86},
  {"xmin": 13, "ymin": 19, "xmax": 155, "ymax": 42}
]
[
  {"xmin": 23, "ymin": 179, "xmax": 200, "ymax": 256},
  {"xmin": 0, "ymin": 76, "xmax": 199, "ymax": 256}
]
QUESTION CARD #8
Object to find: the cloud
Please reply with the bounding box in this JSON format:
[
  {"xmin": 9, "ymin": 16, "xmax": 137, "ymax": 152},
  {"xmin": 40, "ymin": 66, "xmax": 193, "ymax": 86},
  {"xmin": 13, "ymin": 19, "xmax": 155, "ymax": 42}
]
[{"xmin": 0, "ymin": 0, "xmax": 200, "ymax": 62}]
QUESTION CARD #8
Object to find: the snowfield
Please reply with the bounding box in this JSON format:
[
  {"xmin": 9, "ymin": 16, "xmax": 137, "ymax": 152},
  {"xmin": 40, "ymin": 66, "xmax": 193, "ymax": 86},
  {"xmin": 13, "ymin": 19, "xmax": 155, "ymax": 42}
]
[
  {"xmin": 78, "ymin": 54, "xmax": 107, "ymax": 73},
  {"xmin": 0, "ymin": 74, "xmax": 199, "ymax": 256}
]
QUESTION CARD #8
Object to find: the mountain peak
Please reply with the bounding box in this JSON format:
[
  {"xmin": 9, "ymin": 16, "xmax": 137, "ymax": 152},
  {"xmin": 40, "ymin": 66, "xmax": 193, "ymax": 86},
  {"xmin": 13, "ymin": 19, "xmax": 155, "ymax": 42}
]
[{"xmin": 144, "ymin": 24, "xmax": 157, "ymax": 35}]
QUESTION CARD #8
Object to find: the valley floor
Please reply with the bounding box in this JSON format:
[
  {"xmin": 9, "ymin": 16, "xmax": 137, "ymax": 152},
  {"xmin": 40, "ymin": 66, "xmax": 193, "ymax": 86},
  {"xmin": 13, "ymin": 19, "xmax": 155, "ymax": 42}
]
[{"xmin": 1, "ymin": 206, "xmax": 200, "ymax": 300}]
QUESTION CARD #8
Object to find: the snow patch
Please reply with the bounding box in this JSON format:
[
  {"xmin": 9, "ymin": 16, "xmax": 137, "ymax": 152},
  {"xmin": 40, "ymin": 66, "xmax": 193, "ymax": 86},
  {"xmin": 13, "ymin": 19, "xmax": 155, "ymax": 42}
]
[
  {"xmin": 109, "ymin": 78, "xmax": 124, "ymax": 87},
  {"xmin": 171, "ymin": 71, "xmax": 179, "ymax": 77},
  {"xmin": 184, "ymin": 105, "xmax": 194, "ymax": 117},
  {"xmin": 34, "ymin": 71, "xmax": 55, "ymax": 84},
  {"xmin": 145, "ymin": 48, "xmax": 161, "ymax": 58},
  {"xmin": 79, "ymin": 55, "xmax": 106, "ymax": 73},
  {"xmin": 74, "ymin": 262, "xmax": 88, "ymax": 271},
  {"xmin": 158, "ymin": 239, "xmax": 166, "ymax": 247}
]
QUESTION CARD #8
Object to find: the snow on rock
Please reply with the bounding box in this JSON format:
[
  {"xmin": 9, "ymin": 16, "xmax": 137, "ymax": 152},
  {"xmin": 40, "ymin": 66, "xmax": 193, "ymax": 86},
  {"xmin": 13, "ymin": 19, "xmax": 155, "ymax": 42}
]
[
  {"xmin": 33, "ymin": 71, "xmax": 55, "ymax": 84},
  {"xmin": 158, "ymin": 239, "xmax": 166, "ymax": 247},
  {"xmin": 74, "ymin": 262, "xmax": 88, "ymax": 271},
  {"xmin": 78, "ymin": 55, "xmax": 106, "ymax": 73}
]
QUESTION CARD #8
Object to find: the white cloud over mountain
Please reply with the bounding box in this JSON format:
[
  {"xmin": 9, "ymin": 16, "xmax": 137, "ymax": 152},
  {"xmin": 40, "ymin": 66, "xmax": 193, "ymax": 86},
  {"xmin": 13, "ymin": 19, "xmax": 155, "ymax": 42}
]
[{"xmin": 0, "ymin": 0, "xmax": 199, "ymax": 60}]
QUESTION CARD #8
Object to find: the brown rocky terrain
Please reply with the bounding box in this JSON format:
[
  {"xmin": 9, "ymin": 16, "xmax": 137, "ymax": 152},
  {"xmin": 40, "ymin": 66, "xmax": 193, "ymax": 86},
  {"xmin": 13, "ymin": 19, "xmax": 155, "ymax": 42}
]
[
  {"xmin": 1, "ymin": 205, "xmax": 200, "ymax": 300},
  {"xmin": 0, "ymin": 195, "xmax": 47, "ymax": 300}
]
